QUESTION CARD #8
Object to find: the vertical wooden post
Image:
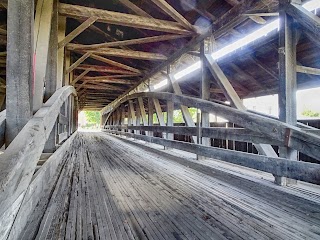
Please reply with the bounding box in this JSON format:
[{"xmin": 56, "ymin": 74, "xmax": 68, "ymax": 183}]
[
  {"xmin": 101, "ymin": 113, "xmax": 107, "ymax": 129},
  {"xmin": 198, "ymin": 40, "xmax": 211, "ymax": 159},
  {"xmin": 135, "ymin": 99, "xmax": 141, "ymax": 135},
  {"xmin": 128, "ymin": 100, "xmax": 136, "ymax": 134},
  {"xmin": 277, "ymin": 0, "xmax": 300, "ymax": 186},
  {"xmin": 33, "ymin": 0, "xmax": 54, "ymax": 112},
  {"xmin": 165, "ymin": 65, "xmax": 174, "ymax": 149},
  {"xmin": 121, "ymin": 105, "xmax": 126, "ymax": 133},
  {"xmin": 57, "ymin": 16, "xmax": 66, "ymax": 89},
  {"xmin": 6, "ymin": 0, "xmax": 34, "ymax": 146},
  {"xmin": 148, "ymin": 98, "xmax": 154, "ymax": 137},
  {"xmin": 44, "ymin": 0, "xmax": 58, "ymax": 153}
]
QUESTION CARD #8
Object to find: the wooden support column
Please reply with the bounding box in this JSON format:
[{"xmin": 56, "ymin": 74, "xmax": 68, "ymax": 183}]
[
  {"xmin": 166, "ymin": 66, "xmax": 174, "ymax": 149},
  {"xmin": 57, "ymin": 16, "xmax": 66, "ymax": 89},
  {"xmin": 278, "ymin": 0, "xmax": 299, "ymax": 186},
  {"xmin": 199, "ymin": 40, "xmax": 211, "ymax": 159},
  {"xmin": 128, "ymin": 100, "xmax": 136, "ymax": 134},
  {"xmin": 44, "ymin": 0, "xmax": 58, "ymax": 153},
  {"xmin": 33, "ymin": 0, "xmax": 54, "ymax": 112},
  {"xmin": 148, "ymin": 98, "xmax": 153, "ymax": 137},
  {"xmin": 205, "ymin": 54, "xmax": 278, "ymax": 158},
  {"xmin": 121, "ymin": 105, "xmax": 126, "ymax": 133},
  {"xmin": 6, "ymin": 0, "xmax": 34, "ymax": 146},
  {"xmin": 167, "ymin": 74, "xmax": 197, "ymax": 143},
  {"xmin": 138, "ymin": 97, "xmax": 148, "ymax": 136},
  {"xmin": 135, "ymin": 99, "xmax": 141, "ymax": 135}
]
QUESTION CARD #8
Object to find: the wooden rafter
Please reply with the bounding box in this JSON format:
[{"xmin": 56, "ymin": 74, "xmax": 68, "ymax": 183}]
[
  {"xmin": 71, "ymin": 69, "xmax": 90, "ymax": 85},
  {"xmin": 88, "ymin": 48, "xmax": 167, "ymax": 61},
  {"xmin": 150, "ymin": 0, "xmax": 195, "ymax": 31},
  {"xmin": 58, "ymin": 16, "xmax": 98, "ymax": 49},
  {"xmin": 86, "ymin": 79, "xmax": 134, "ymax": 85},
  {"xmin": 58, "ymin": 3, "xmax": 193, "ymax": 35},
  {"xmin": 286, "ymin": 2, "xmax": 320, "ymax": 40},
  {"xmin": 118, "ymin": 0, "xmax": 152, "ymax": 18},
  {"xmin": 77, "ymin": 64, "xmax": 142, "ymax": 75},
  {"xmin": 67, "ymin": 34, "xmax": 186, "ymax": 50},
  {"xmin": 0, "ymin": 27, "xmax": 6, "ymax": 36},
  {"xmin": 80, "ymin": 75, "xmax": 137, "ymax": 80},
  {"xmin": 66, "ymin": 52, "xmax": 91, "ymax": 74},
  {"xmin": 90, "ymin": 54, "xmax": 142, "ymax": 74}
]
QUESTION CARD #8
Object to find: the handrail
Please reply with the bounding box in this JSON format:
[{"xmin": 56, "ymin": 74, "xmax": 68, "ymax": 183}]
[
  {"xmin": 102, "ymin": 92, "xmax": 320, "ymax": 162},
  {"xmin": 0, "ymin": 86, "xmax": 77, "ymax": 238}
]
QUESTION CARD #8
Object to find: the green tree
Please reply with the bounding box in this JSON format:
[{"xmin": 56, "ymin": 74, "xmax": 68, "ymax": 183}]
[
  {"xmin": 84, "ymin": 111, "xmax": 101, "ymax": 124},
  {"xmin": 302, "ymin": 110, "xmax": 320, "ymax": 118}
]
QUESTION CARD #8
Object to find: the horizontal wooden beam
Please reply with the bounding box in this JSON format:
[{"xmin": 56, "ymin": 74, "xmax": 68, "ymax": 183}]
[
  {"xmin": 84, "ymin": 78, "xmax": 135, "ymax": 85},
  {"xmin": 58, "ymin": 3, "xmax": 193, "ymax": 35},
  {"xmin": 90, "ymin": 54, "xmax": 142, "ymax": 74},
  {"xmin": 243, "ymin": 12, "xmax": 279, "ymax": 17},
  {"xmin": 106, "ymin": 125, "xmax": 282, "ymax": 145},
  {"xmin": 88, "ymin": 48, "xmax": 167, "ymax": 61},
  {"xmin": 104, "ymin": 92, "xmax": 320, "ymax": 161},
  {"xmin": 66, "ymin": 34, "xmax": 186, "ymax": 50},
  {"xmin": 77, "ymin": 64, "xmax": 142, "ymax": 75},
  {"xmin": 79, "ymin": 75, "xmax": 137, "ymax": 80},
  {"xmin": 296, "ymin": 65, "xmax": 320, "ymax": 76},
  {"xmin": 77, "ymin": 84, "xmax": 125, "ymax": 91},
  {"xmin": 104, "ymin": 129, "xmax": 320, "ymax": 185}
]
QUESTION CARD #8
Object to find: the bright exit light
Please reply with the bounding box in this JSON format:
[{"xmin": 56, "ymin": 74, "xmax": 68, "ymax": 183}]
[
  {"xmin": 174, "ymin": 61, "xmax": 201, "ymax": 80},
  {"xmin": 211, "ymin": 20, "xmax": 279, "ymax": 59},
  {"xmin": 153, "ymin": 0, "xmax": 320, "ymax": 91},
  {"xmin": 304, "ymin": 0, "xmax": 320, "ymax": 11},
  {"xmin": 154, "ymin": 79, "xmax": 168, "ymax": 89}
]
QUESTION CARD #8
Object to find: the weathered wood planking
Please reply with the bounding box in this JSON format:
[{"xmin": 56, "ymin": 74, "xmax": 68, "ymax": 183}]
[
  {"xmin": 0, "ymin": 86, "xmax": 77, "ymax": 239},
  {"xmin": 7, "ymin": 132, "xmax": 77, "ymax": 240},
  {"xmin": 30, "ymin": 132, "xmax": 320, "ymax": 239}
]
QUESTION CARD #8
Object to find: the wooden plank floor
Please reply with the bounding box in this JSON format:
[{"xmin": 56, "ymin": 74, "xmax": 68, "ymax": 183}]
[{"xmin": 32, "ymin": 132, "xmax": 320, "ymax": 239}]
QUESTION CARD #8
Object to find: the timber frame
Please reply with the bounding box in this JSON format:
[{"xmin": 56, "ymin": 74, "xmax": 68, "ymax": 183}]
[{"xmin": 0, "ymin": 0, "xmax": 319, "ymax": 238}]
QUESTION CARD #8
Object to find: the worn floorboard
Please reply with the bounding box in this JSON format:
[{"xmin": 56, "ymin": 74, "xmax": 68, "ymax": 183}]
[{"xmin": 29, "ymin": 132, "xmax": 320, "ymax": 239}]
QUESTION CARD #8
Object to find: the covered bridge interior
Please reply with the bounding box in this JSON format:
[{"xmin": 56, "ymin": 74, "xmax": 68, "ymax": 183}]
[{"xmin": 0, "ymin": 0, "xmax": 320, "ymax": 239}]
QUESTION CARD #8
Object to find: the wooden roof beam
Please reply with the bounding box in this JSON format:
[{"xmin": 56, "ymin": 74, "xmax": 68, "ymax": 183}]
[
  {"xmin": 0, "ymin": 27, "xmax": 6, "ymax": 36},
  {"xmin": 0, "ymin": 0, "xmax": 7, "ymax": 9},
  {"xmin": 77, "ymin": 64, "xmax": 142, "ymax": 75},
  {"xmin": 58, "ymin": 3, "xmax": 193, "ymax": 35},
  {"xmin": 285, "ymin": 2, "xmax": 320, "ymax": 40},
  {"xmin": 150, "ymin": 0, "xmax": 195, "ymax": 31},
  {"xmin": 89, "ymin": 54, "xmax": 142, "ymax": 74},
  {"xmin": 58, "ymin": 16, "xmax": 98, "ymax": 49},
  {"xmin": 88, "ymin": 79, "xmax": 134, "ymax": 85},
  {"xmin": 79, "ymin": 75, "xmax": 137, "ymax": 80},
  {"xmin": 118, "ymin": 0, "xmax": 152, "ymax": 18},
  {"xmin": 66, "ymin": 52, "xmax": 91, "ymax": 74},
  {"xmin": 88, "ymin": 48, "xmax": 167, "ymax": 61},
  {"xmin": 67, "ymin": 34, "xmax": 187, "ymax": 50}
]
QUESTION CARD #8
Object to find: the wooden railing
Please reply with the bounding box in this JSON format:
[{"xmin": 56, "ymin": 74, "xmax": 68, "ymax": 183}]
[
  {"xmin": 102, "ymin": 92, "xmax": 320, "ymax": 185},
  {"xmin": 0, "ymin": 86, "xmax": 77, "ymax": 239}
]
